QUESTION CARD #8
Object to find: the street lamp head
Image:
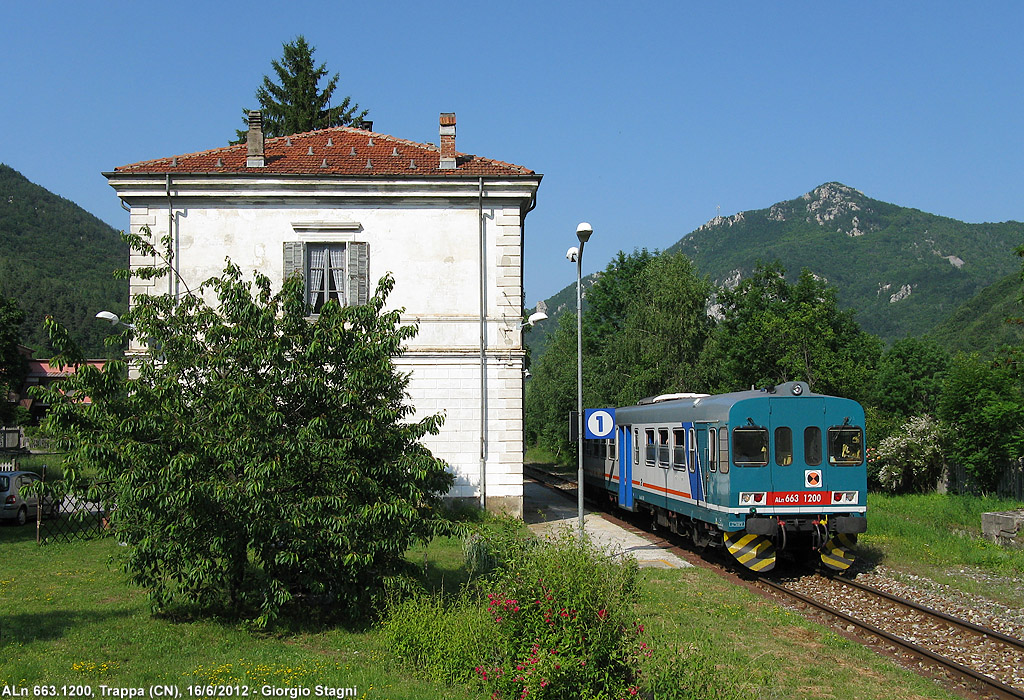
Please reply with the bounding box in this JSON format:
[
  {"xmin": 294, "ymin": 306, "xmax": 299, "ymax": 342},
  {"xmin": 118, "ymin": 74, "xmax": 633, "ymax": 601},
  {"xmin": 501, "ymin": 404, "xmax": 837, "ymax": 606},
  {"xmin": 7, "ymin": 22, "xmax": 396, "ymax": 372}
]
[
  {"xmin": 526, "ymin": 311, "xmax": 548, "ymax": 325},
  {"xmin": 95, "ymin": 310, "xmax": 121, "ymax": 326},
  {"xmin": 576, "ymin": 222, "xmax": 593, "ymax": 244},
  {"xmin": 566, "ymin": 246, "xmax": 580, "ymax": 262}
]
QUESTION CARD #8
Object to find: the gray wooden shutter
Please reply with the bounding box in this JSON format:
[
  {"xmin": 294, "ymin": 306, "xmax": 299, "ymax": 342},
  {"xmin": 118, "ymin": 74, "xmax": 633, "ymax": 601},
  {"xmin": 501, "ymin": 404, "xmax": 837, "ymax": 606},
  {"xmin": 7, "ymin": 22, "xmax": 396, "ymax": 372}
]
[
  {"xmin": 283, "ymin": 241, "xmax": 305, "ymax": 281},
  {"xmin": 347, "ymin": 242, "xmax": 369, "ymax": 305}
]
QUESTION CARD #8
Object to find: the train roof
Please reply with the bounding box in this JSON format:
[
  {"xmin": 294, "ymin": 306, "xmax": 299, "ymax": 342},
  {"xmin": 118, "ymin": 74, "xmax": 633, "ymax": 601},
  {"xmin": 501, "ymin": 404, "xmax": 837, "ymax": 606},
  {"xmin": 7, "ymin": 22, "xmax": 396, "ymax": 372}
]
[{"xmin": 615, "ymin": 381, "xmax": 862, "ymax": 424}]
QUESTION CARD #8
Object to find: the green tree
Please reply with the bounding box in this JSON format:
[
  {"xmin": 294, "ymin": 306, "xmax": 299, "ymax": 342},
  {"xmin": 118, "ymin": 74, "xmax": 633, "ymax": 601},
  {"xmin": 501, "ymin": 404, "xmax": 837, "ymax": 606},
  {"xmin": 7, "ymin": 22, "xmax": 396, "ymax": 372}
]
[
  {"xmin": 938, "ymin": 353, "xmax": 1024, "ymax": 492},
  {"xmin": 237, "ymin": 35, "xmax": 368, "ymax": 141},
  {"xmin": 525, "ymin": 313, "xmax": 579, "ymax": 459},
  {"xmin": 601, "ymin": 252, "xmax": 714, "ymax": 404},
  {"xmin": 869, "ymin": 336, "xmax": 950, "ymax": 420},
  {"xmin": 0, "ymin": 293, "xmax": 28, "ymax": 425},
  {"xmin": 706, "ymin": 262, "xmax": 881, "ymax": 401},
  {"xmin": 38, "ymin": 236, "xmax": 451, "ymax": 626}
]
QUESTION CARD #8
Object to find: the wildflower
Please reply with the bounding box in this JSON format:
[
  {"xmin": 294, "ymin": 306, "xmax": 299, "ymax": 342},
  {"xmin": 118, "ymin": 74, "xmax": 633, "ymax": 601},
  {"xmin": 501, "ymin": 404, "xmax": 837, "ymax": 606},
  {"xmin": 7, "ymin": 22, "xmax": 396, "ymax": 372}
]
[{"xmin": 597, "ymin": 608, "xmax": 607, "ymax": 620}]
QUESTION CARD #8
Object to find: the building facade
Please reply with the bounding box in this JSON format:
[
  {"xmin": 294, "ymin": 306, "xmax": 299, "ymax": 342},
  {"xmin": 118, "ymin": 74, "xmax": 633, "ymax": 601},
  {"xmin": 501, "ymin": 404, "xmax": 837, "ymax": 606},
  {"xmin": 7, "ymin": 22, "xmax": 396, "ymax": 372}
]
[{"xmin": 105, "ymin": 113, "xmax": 542, "ymax": 515}]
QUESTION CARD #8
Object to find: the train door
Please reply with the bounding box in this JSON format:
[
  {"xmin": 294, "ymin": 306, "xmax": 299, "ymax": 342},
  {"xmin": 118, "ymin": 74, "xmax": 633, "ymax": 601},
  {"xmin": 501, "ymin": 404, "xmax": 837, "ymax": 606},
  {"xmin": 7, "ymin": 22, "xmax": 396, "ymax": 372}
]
[
  {"xmin": 682, "ymin": 422, "xmax": 705, "ymax": 508},
  {"xmin": 699, "ymin": 424, "xmax": 725, "ymax": 506},
  {"xmin": 617, "ymin": 424, "xmax": 634, "ymax": 510},
  {"xmin": 695, "ymin": 426, "xmax": 710, "ymax": 507},
  {"xmin": 769, "ymin": 397, "xmax": 825, "ymax": 499}
]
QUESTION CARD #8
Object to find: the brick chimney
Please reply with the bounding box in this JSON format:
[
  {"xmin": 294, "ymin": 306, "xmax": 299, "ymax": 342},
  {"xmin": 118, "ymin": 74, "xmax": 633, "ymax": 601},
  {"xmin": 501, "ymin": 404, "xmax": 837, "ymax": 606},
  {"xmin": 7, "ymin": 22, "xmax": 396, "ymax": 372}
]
[
  {"xmin": 439, "ymin": 112, "xmax": 456, "ymax": 170},
  {"xmin": 246, "ymin": 111, "xmax": 265, "ymax": 167}
]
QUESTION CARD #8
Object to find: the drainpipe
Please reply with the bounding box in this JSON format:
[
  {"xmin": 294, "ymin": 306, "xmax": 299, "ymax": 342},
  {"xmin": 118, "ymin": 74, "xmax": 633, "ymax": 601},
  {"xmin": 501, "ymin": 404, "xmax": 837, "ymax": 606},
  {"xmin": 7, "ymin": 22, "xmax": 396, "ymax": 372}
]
[
  {"xmin": 165, "ymin": 173, "xmax": 175, "ymax": 298},
  {"xmin": 479, "ymin": 177, "xmax": 487, "ymax": 511}
]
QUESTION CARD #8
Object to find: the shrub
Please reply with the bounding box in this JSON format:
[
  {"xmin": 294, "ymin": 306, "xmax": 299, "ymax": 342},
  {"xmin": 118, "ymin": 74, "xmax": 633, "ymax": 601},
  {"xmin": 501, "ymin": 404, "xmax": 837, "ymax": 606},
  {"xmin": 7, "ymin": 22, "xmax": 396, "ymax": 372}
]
[
  {"xmin": 384, "ymin": 529, "xmax": 644, "ymax": 699},
  {"xmin": 874, "ymin": 415, "xmax": 945, "ymax": 493}
]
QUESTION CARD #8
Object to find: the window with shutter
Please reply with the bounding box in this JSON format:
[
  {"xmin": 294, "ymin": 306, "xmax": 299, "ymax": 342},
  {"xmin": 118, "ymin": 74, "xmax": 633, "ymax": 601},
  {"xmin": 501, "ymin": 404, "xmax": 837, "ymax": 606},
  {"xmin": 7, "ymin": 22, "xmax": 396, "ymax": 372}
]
[{"xmin": 283, "ymin": 241, "xmax": 370, "ymax": 313}]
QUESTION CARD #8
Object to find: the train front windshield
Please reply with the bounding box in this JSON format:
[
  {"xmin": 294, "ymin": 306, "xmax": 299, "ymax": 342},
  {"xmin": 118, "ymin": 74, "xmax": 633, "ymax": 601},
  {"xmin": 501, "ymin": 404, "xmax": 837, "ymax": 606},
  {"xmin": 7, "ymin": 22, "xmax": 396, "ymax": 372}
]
[
  {"xmin": 732, "ymin": 427, "xmax": 768, "ymax": 466},
  {"xmin": 827, "ymin": 427, "xmax": 863, "ymax": 465}
]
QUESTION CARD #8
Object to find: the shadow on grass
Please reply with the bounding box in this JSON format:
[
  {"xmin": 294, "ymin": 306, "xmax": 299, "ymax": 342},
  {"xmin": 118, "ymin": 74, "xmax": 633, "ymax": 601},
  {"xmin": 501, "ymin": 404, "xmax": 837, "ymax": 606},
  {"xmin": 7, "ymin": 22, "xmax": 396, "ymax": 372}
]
[
  {"xmin": 0, "ymin": 608, "xmax": 134, "ymax": 646},
  {"xmin": 849, "ymin": 542, "xmax": 885, "ymax": 575},
  {"xmin": 0, "ymin": 520, "xmax": 45, "ymax": 544}
]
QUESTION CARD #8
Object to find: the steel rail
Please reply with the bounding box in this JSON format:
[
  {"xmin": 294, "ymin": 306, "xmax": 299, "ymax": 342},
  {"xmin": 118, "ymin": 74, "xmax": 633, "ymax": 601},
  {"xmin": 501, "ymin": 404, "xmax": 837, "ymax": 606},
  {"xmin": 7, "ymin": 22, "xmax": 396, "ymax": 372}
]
[
  {"xmin": 761, "ymin": 577, "xmax": 1024, "ymax": 700},
  {"xmin": 828, "ymin": 574, "xmax": 1024, "ymax": 652}
]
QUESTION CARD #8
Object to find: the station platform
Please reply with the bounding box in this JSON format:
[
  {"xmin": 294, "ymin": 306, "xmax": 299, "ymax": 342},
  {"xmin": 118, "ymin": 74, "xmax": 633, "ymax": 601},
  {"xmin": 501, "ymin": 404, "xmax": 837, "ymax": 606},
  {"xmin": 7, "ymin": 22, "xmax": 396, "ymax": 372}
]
[{"xmin": 522, "ymin": 478, "xmax": 691, "ymax": 569}]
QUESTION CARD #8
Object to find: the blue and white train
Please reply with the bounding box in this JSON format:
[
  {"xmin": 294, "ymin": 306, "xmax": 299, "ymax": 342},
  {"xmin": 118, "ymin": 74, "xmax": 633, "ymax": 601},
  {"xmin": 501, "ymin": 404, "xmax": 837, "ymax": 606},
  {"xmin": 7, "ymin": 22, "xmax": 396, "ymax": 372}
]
[{"xmin": 582, "ymin": 381, "xmax": 867, "ymax": 572}]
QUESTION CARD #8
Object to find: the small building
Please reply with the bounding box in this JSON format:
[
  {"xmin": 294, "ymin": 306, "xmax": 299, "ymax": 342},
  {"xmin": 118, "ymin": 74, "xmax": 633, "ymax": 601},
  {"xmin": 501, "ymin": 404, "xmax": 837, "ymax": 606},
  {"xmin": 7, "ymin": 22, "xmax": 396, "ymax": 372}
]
[{"xmin": 104, "ymin": 113, "xmax": 542, "ymax": 515}]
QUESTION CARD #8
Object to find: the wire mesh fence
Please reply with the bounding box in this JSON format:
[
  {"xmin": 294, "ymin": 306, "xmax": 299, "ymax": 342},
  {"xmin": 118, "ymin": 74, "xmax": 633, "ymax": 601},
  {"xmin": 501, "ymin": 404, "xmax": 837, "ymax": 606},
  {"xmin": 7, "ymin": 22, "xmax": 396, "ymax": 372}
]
[{"xmin": 35, "ymin": 476, "xmax": 113, "ymax": 545}]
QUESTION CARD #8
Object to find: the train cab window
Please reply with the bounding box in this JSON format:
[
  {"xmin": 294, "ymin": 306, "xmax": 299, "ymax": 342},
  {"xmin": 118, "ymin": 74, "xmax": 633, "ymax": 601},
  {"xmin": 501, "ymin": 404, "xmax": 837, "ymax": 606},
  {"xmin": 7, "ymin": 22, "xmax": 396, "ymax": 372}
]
[
  {"xmin": 645, "ymin": 429, "xmax": 656, "ymax": 465},
  {"xmin": 828, "ymin": 426, "xmax": 863, "ymax": 465},
  {"xmin": 732, "ymin": 427, "xmax": 768, "ymax": 466},
  {"xmin": 688, "ymin": 428, "xmax": 697, "ymax": 473},
  {"xmin": 719, "ymin": 428, "xmax": 729, "ymax": 474},
  {"xmin": 774, "ymin": 427, "xmax": 793, "ymax": 466},
  {"xmin": 672, "ymin": 428, "xmax": 686, "ymax": 469},
  {"xmin": 634, "ymin": 429, "xmax": 640, "ymax": 465},
  {"xmin": 710, "ymin": 428, "xmax": 720, "ymax": 471},
  {"xmin": 657, "ymin": 429, "xmax": 670, "ymax": 467},
  {"xmin": 804, "ymin": 427, "xmax": 822, "ymax": 466}
]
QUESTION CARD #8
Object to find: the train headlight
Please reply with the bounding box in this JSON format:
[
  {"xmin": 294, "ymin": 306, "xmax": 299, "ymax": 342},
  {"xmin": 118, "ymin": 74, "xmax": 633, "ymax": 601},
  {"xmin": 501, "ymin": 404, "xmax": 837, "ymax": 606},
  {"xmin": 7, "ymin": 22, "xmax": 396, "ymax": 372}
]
[
  {"xmin": 832, "ymin": 491, "xmax": 858, "ymax": 504},
  {"xmin": 792, "ymin": 384, "xmax": 803, "ymax": 396}
]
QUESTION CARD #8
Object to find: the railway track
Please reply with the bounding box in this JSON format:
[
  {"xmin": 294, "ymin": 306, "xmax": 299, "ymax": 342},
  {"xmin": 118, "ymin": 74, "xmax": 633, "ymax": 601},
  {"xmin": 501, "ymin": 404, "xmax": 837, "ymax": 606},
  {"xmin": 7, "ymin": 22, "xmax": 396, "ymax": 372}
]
[
  {"xmin": 524, "ymin": 464, "xmax": 1024, "ymax": 699},
  {"xmin": 762, "ymin": 574, "xmax": 1024, "ymax": 699}
]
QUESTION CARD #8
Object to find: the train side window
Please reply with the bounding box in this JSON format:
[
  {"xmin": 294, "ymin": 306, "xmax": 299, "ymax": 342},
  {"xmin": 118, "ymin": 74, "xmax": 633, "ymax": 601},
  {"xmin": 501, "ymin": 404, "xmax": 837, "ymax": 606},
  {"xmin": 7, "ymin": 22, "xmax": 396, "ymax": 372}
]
[
  {"xmin": 719, "ymin": 428, "xmax": 729, "ymax": 474},
  {"xmin": 828, "ymin": 426, "xmax": 863, "ymax": 465},
  {"xmin": 804, "ymin": 427, "xmax": 822, "ymax": 466},
  {"xmin": 645, "ymin": 429, "xmax": 656, "ymax": 465},
  {"xmin": 608, "ymin": 438, "xmax": 616, "ymax": 461},
  {"xmin": 709, "ymin": 428, "xmax": 718, "ymax": 472},
  {"xmin": 775, "ymin": 427, "xmax": 793, "ymax": 466},
  {"xmin": 633, "ymin": 429, "xmax": 639, "ymax": 465},
  {"xmin": 672, "ymin": 428, "xmax": 685, "ymax": 469},
  {"xmin": 732, "ymin": 427, "xmax": 768, "ymax": 466},
  {"xmin": 658, "ymin": 428, "xmax": 670, "ymax": 467},
  {"xmin": 688, "ymin": 428, "xmax": 697, "ymax": 473}
]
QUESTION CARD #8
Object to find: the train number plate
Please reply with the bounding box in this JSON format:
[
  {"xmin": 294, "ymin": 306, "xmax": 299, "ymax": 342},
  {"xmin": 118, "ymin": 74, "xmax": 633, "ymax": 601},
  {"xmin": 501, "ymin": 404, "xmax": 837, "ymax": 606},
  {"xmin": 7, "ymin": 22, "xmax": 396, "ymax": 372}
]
[{"xmin": 768, "ymin": 491, "xmax": 828, "ymax": 506}]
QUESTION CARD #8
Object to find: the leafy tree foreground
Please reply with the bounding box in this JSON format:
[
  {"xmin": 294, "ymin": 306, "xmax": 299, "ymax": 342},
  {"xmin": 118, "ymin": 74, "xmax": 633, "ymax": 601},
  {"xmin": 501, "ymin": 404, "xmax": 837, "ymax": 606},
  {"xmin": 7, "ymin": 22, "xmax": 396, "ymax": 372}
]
[{"xmin": 37, "ymin": 237, "xmax": 452, "ymax": 627}]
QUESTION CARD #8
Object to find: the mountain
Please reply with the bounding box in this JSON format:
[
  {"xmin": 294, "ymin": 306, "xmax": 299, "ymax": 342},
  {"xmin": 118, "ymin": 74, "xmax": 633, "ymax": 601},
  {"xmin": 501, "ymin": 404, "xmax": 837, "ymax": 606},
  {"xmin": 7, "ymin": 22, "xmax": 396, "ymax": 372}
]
[
  {"xmin": 0, "ymin": 163, "xmax": 127, "ymax": 356},
  {"xmin": 528, "ymin": 183, "xmax": 1024, "ymax": 356}
]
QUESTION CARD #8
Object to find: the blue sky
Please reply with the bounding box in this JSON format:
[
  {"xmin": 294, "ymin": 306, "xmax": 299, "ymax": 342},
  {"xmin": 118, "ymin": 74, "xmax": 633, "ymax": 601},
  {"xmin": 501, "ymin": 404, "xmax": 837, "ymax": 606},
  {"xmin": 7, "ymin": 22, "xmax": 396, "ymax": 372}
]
[{"xmin": 2, "ymin": 1, "xmax": 1022, "ymax": 305}]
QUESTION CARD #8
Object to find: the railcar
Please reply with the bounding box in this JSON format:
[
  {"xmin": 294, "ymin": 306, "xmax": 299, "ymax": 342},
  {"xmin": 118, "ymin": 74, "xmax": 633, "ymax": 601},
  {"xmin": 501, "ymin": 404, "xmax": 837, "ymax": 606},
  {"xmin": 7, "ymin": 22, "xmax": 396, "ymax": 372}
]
[{"xmin": 582, "ymin": 381, "xmax": 867, "ymax": 572}]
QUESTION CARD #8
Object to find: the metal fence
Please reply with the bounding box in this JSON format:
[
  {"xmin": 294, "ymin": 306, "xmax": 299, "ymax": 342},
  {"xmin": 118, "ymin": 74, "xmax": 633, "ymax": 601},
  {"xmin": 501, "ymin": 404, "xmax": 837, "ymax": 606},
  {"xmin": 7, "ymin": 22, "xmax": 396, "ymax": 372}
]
[
  {"xmin": 35, "ymin": 477, "xmax": 113, "ymax": 545},
  {"xmin": 946, "ymin": 461, "xmax": 1024, "ymax": 501}
]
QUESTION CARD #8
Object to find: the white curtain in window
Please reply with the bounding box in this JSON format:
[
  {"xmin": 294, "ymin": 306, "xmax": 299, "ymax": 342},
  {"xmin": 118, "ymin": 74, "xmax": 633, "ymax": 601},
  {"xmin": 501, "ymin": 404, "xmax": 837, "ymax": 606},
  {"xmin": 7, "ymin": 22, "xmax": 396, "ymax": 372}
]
[
  {"xmin": 308, "ymin": 247, "xmax": 327, "ymax": 306},
  {"xmin": 329, "ymin": 245, "xmax": 347, "ymax": 305}
]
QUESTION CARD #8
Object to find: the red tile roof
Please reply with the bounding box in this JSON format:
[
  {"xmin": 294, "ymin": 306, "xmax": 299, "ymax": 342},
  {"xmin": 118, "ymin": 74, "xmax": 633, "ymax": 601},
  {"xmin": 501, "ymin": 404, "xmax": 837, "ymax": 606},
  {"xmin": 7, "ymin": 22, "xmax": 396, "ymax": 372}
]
[{"xmin": 113, "ymin": 125, "xmax": 535, "ymax": 177}]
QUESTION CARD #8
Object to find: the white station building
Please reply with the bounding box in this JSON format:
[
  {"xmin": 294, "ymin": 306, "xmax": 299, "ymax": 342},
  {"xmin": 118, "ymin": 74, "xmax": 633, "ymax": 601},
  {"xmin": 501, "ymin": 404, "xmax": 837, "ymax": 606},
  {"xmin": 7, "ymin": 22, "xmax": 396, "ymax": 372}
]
[{"xmin": 105, "ymin": 112, "xmax": 543, "ymax": 515}]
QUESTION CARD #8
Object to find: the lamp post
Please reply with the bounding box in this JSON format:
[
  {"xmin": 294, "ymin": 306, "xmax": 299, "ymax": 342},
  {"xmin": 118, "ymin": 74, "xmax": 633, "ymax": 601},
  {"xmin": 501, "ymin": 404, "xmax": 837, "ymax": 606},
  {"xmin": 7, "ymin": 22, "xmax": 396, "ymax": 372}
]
[{"xmin": 570, "ymin": 222, "xmax": 593, "ymax": 532}]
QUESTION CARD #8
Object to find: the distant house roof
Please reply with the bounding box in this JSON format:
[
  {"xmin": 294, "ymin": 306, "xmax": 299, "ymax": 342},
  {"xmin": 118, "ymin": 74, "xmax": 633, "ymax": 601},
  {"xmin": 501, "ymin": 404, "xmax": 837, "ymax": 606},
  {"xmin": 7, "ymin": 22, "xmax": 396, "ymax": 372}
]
[{"xmin": 111, "ymin": 122, "xmax": 536, "ymax": 178}]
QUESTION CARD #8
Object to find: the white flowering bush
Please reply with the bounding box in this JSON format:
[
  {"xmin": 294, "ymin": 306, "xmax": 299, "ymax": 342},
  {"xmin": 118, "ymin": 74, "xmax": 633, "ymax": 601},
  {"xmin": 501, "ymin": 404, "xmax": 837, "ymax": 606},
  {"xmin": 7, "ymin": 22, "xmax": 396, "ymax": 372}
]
[{"xmin": 875, "ymin": 415, "xmax": 946, "ymax": 493}]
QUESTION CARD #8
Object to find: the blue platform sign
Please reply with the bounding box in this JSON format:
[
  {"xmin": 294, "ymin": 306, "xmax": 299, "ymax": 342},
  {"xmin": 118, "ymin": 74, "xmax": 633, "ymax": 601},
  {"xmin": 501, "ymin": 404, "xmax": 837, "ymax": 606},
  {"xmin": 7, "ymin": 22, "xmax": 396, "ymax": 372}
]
[{"xmin": 584, "ymin": 408, "xmax": 616, "ymax": 439}]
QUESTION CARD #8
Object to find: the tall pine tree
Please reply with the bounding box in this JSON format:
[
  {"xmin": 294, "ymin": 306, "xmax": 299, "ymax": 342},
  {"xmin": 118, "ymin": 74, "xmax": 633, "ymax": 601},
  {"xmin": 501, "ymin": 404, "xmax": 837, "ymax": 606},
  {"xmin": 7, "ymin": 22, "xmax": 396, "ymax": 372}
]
[{"xmin": 236, "ymin": 36, "xmax": 368, "ymax": 141}]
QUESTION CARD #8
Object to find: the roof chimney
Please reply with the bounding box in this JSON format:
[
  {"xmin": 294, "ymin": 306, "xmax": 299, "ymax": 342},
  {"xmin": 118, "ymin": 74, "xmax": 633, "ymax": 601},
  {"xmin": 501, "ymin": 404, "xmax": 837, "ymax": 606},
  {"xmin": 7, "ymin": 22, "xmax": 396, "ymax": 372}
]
[
  {"xmin": 246, "ymin": 111, "xmax": 265, "ymax": 167},
  {"xmin": 439, "ymin": 112, "xmax": 456, "ymax": 170}
]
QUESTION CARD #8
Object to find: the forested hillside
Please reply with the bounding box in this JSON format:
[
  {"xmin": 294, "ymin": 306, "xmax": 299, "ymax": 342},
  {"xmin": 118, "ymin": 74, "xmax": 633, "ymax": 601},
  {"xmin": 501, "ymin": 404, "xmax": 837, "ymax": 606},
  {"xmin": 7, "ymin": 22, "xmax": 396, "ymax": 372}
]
[
  {"xmin": 928, "ymin": 270, "xmax": 1024, "ymax": 353},
  {"xmin": 0, "ymin": 163, "xmax": 126, "ymax": 356},
  {"xmin": 670, "ymin": 183, "xmax": 1023, "ymax": 340}
]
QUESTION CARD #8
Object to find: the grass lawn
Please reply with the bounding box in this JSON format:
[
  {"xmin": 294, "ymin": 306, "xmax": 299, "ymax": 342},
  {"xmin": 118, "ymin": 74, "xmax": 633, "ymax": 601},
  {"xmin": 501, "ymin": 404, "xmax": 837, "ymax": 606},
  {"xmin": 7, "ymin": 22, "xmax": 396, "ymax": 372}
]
[
  {"xmin": 0, "ymin": 527, "xmax": 478, "ymax": 699},
  {"xmin": 2, "ymin": 514, "xmax": 970, "ymax": 700},
  {"xmin": 860, "ymin": 491, "xmax": 1024, "ymax": 608}
]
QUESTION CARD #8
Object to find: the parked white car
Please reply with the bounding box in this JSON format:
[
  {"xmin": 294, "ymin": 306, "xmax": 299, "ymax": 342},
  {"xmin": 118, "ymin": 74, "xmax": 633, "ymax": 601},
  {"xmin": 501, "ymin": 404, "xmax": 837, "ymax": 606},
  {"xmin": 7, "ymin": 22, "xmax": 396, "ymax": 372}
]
[{"xmin": 1, "ymin": 470, "xmax": 53, "ymax": 525}]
